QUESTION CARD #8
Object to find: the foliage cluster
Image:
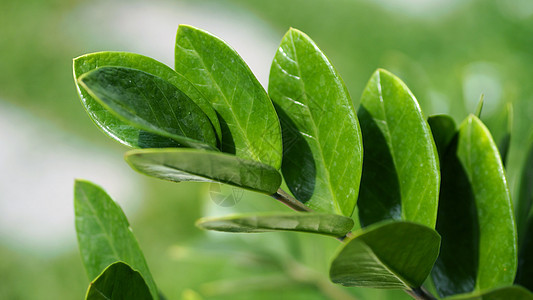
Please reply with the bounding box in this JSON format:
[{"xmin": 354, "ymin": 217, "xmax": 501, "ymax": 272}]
[{"xmin": 72, "ymin": 25, "xmax": 533, "ymax": 300}]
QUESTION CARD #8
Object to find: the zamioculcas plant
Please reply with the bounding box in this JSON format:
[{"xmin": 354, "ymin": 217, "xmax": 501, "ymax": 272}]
[{"xmin": 72, "ymin": 25, "xmax": 533, "ymax": 300}]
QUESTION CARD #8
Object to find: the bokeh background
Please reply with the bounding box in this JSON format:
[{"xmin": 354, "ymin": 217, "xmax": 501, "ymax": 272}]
[{"xmin": 1, "ymin": 0, "xmax": 533, "ymax": 299}]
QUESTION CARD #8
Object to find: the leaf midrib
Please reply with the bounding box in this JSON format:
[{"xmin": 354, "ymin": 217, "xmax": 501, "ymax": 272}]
[
  {"xmin": 179, "ymin": 36, "xmax": 258, "ymax": 161},
  {"xmin": 80, "ymin": 188, "xmax": 122, "ymax": 266},
  {"xmin": 287, "ymin": 31, "xmax": 340, "ymax": 214}
]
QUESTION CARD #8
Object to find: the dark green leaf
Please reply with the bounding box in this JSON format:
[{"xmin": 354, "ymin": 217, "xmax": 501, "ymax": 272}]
[
  {"xmin": 329, "ymin": 221, "xmax": 440, "ymax": 289},
  {"xmin": 85, "ymin": 262, "xmax": 152, "ymax": 300},
  {"xmin": 196, "ymin": 212, "xmax": 354, "ymax": 237},
  {"xmin": 428, "ymin": 114, "xmax": 457, "ymax": 158},
  {"xmin": 497, "ymin": 103, "xmax": 512, "ymax": 167},
  {"xmin": 74, "ymin": 180, "xmax": 159, "ymax": 300},
  {"xmin": 125, "ymin": 148, "xmax": 282, "ymax": 194},
  {"xmin": 516, "ymin": 140, "xmax": 533, "ymax": 290},
  {"xmin": 175, "ymin": 24, "xmax": 282, "ymax": 169},
  {"xmin": 446, "ymin": 285, "xmax": 533, "ymax": 300},
  {"xmin": 516, "ymin": 212, "xmax": 533, "ymax": 291},
  {"xmin": 357, "ymin": 69, "xmax": 439, "ymax": 228},
  {"xmin": 79, "ymin": 66, "xmax": 217, "ymax": 150},
  {"xmin": 73, "ymin": 51, "xmax": 221, "ymax": 147},
  {"xmin": 431, "ymin": 115, "xmax": 517, "ymax": 297},
  {"xmin": 268, "ymin": 28, "xmax": 363, "ymax": 217}
]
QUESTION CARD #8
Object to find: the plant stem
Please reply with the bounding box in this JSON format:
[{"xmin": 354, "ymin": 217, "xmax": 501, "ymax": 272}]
[
  {"xmin": 272, "ymin": 188, "xmax": 437, "ymax": 300},
  {"xmin": 405, "ymin": 287, "xmax": 437, "ymax": 300},
  {"xmin": 271, "ymin": 188, "xmax": 314, "ymax": 212}
]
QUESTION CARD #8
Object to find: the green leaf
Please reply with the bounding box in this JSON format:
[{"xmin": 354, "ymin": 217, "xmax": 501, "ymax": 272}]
[
  {"xmin": 175, "ymin": 24, "xmax": 282, "ymax": 169},
  {"xmin": 497, "ymin": 103, "xmax": 512, "ymax": 167},
  {"xmin": 125, "ymin": 148, "xmax": 282, "ymax": 194},
  {"xmin": 516, "ymin": 140, "xmax": 533, "ymax": 291},
  {"xmin": 74, "ymin": 180, "xmax": 159, "ymax": 300},
  {"xmin": 73, "ymin": 51, "xmax": 221, "ymax": 147},
  {"xmin": 517, "ymin": 140, "xmax": 533, "ymax": 240},
  {"xmin": 268, "ymin": 28, "xmax": 363, "ymax": 217},
  {"xmin": 445, "ymin": 285, "xmax": 533, "ymax": 300},
  {"xmin": 85, "ymin": 262, "xmax": 152, "ymax": 300},
  {"xmin": 431, "ymin": 115, "xmax": 517, "ymax": 297},
  {"xmin": 196, "ymin": 212, "xmax": 354, "ymax": 237},
  {"xmin": 475, "ymin": 94, "xmax": 484, "ymax": 118},
  {"xmin": 79, "ymin": 66, "xmax": 217, "ymax": 150},
  {"xmin": 428, "ymin": 114, "xmax": 457, "ymax": 158},
  {"xmin": 329, "ymin": 221, "xmax": 440, "ymax": 289},
  {"xmin": 516, "ymin": 212, "xmax": 533, "ymax": 291},
  {"xmin": 357, "ymin": 69, "xmax": 439, "ymax": 228}
]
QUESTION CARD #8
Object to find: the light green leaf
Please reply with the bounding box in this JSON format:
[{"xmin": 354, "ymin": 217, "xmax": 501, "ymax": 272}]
[
  {"xmin": 74, "ymin": 180, "xmax": 159, "ymax": 300},
  {"xmin": 445, "ymin": 285, "xmax": 533, "ymax": 300},
  {"xmin": 475, "ymin": 94, "xmax": 484, "ymax": 118},
  {"xmin": 357, "ymin": 69, "xmax": 439, "ymax": 228},
  {"xmin": 79, "ymin": 66, "xmax": 217, "ymax": 150},
  {"xmin": 73, "ymin": 51, "xmax": 221, "ymax": 146},
  {"xmin": 516, "ymin": 140, "xmax": 533, "ymax": 291},
  {"xmin": 196, "ymin": 212, "xmax": 354, "ymax": 237},
  {"xmin": 329, "ymin": 221, "xmax": 440, "ymax": 289},
  {"xmin": 268, "ymin": 28, "xmax": 363, "ymax": 217},
  {"xmin": 431, "ymin": 115, "xmax": 517, "ymax": 297},
  {"xmin": 175, "ymin": 24, "xmax": 282, "ymax": 169},
  {"xmin": 125, "ymin": 148, "xmax": 282, "ymax": 194},
  {"xmin": 85, "ymin": 262, "xmax": 152, "ymax": 300}
]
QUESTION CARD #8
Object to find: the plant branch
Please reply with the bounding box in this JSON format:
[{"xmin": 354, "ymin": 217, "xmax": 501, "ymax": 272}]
[
  {"xmin": 271, "ymin": 188, "xmax": 314, "ymax": 212},
  {"xmin": 272, "ymin": 189, "xmax": 437, "ymax": 300},
  {"xmin": 405, "ymin": 287, "xmax": 437, "ymax": 300}
]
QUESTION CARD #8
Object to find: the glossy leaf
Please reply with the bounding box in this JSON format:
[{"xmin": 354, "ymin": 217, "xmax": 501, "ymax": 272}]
[
  {"xmin": 74, "ymin": 180, "xmax": 159, "ymax": 300},
  {"xmin": 125, "ymin": 148, "xmax": 282, "ymax": 194},
  {"xmin": 79, "ymin": 66, "xmax": 217, "ymax": 150},
  {"xmin": 516, "ymin": 141, "xmax": 533, "ymax": 290},
  {"xmin": 357, "ymin": 69, "xmax": 439, "ymax": 228},
  {"xmin": 431, "ymin": 115, "xmax": 517, "ymax": 297},
  {"xmin": 73, "ymin": 51, "xmax": 221, "ymax": 147},
  {"xmin": 428, "ymin": 114, "xmax": 457, "ymax": 157},
  {"xmin": 329, "ymin": 221, "xmax": 440, "ymax": 289},
  {"xmin": 268, "ymin": 28, "xmax": 363, "ymax": 217},
  {"xmin": 446, "ymin": 285, "xmax": 533, "ymax": 300},
  {"xmin": 85, "ymin": 262, "xmax": 152, "ymax": 300},
  {"xmin": 196, "ymin": 212, "xmax": 354, "ymax": 237},
  {"xmin": 175, "ymin": 24, "xmax": 282, "ymax": 168}
]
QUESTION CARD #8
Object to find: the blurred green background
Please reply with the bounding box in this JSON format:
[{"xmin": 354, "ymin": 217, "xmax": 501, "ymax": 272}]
[{"xmin": 1, "ymin": 0, "xmax": 532, "ymax": 299}]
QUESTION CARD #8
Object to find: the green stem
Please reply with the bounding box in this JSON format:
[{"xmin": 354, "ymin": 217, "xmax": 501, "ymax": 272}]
[
  {"xmin": 272, "ymin": 188, "xmax": 437, "ymax": 300},
  {"xmin": 271, "ymin": 188, "xmax": 314, "ymax": 212},
  {"xmin": 405, "ymin": 287, "xmax": 437, "ymax": 300}
]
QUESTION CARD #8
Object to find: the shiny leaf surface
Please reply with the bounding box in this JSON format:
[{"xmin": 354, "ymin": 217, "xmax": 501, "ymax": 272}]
[
  {"xmin": 329, "ymin": 221, "xmax": 440, "ymax": 289},
  {"xmin": 357, "ymin": 69, "xmax": 439, "ymax": 228},
  {"xmin": 125, "ymin": 148, "xmax": 282, "ymax": 194},
  {"xmin": 74, "ymin": 180, "xmax": 159, "ymax": 300},
  {"xmin": 79, "ymin": 66, "xmax": 217, "ymax": 150},
  {"xmin": 73, "ymin": 51, "xmax": 221, "ymax": 147},
  {"xmin": 196, "ymin": 212, "xmax": 354, "ymax": 237},
  {"xmin": 175, "ymin": 24, "xmax": 282, "ymax": 168},
  {"xmin": 85, "ymin": 262, "xmax": 152, "ymax": 300},
  {"xmin": 431, "ymin": 115, "xmax": 517, "ymax": 297},
  {"xmin": 268, "ymin": 28, "xmax": 363, "ymax": 217}
]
